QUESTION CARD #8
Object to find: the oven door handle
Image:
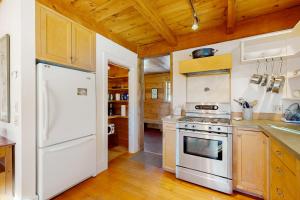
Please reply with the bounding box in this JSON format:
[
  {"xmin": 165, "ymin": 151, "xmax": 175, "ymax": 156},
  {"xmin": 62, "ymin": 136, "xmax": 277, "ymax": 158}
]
[{"xmin": 178, "ymin": 130, "xmax": 228, "ymax": 138}]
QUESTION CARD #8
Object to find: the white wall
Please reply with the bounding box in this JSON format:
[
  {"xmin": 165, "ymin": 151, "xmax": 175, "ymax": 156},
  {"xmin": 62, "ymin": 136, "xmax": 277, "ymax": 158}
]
[
  {"xmin": 96, "ymin": 34, "xmax": 138, "ymax": 173},
  {"xmin": 0, "ymin": 0, "xmax": 36, "ymax": 199},
  {"xmin": 173, "ymin": 33, "xmax": 300, "ymax": 114}
]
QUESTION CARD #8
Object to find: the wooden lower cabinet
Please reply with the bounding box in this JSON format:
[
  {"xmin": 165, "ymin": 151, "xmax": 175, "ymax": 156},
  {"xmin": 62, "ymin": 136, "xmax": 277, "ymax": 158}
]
[
  {"xmin": 162, "ymin": 122, "xmax": 176, "ymax": 173},
  {"xmin": 233, "ymin": 128, "xmax": 269, "ymax": 199},
  {"xmin": 0, "ymin": 145, "xmax": 13, "ymax": 199},
  {"xmin": 270, "ymin": 139, "xmax": 300, "ymax": 200}
]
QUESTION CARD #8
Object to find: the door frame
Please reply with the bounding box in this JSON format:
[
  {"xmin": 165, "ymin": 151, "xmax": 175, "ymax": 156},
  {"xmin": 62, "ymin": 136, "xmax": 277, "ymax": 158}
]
[{"xmin": 96, "ymin": 52, "xmax": 139, "ymax": 173}]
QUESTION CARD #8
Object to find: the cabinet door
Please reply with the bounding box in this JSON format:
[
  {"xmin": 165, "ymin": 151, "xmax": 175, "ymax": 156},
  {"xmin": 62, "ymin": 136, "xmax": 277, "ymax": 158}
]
[
  {"xmin": 39, "ymin": 5, "xmax": 72, "ymax": 65},
  {"xmin": 233, "ymin": 129, "xmax": 269, "ymax": 198},
  {"xmin": 0, "ymin": 146, "xmax": 13, "ymax": 198},
  {"xmin": 71, "ymin": 23, "xmax": 96, "ymax": 71},
  {"xmin": 163, "ymin": 124, "xmax": 176, "ymax": 173}
]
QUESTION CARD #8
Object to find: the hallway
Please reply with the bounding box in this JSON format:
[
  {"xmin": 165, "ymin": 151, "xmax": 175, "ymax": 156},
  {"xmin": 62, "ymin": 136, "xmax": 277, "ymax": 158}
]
[{"xmin": 144, "ymin": 128, "xmax": 162, "ymax": 155}]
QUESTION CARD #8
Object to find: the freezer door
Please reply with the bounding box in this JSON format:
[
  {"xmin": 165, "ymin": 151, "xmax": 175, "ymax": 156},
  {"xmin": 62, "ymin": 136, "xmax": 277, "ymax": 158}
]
[
  {"xmin": 38, "ymin": 135, "xmax": 96, "ymax": 200},
  {"xmin": 37, "ymin": 63, "xmax": 96, "ymax": 147}
]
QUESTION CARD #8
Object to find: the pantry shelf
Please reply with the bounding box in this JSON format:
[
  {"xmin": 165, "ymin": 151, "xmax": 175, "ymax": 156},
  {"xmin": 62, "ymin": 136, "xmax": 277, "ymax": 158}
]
[
  {"xmin": 108, "ymin": 100, "xmax": 128, "ymax": 103},
  {"xmin": 108, "ymin": 115, "xmax": 128, "ymax": 119},
  {"xmin": 108, "ymin": 88, "xmax": 128, "ymax": 91}
]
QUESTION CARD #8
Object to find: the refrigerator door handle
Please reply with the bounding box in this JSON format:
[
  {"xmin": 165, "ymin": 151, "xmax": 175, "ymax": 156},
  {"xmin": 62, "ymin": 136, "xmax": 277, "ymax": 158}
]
[
  {"xmin": 46, "ymin": 136, "xmax": 94, "ymax": 153},
  {"xmin": 42, "ymin": 80, "xmax": 49, "ymax": 141}
]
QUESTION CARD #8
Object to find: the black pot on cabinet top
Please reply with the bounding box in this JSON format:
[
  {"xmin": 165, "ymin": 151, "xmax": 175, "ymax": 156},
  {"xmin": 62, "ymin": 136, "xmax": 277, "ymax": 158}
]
[{"xmin": 191, "ymin": 48, "xmax": 218, "ymax": 59}]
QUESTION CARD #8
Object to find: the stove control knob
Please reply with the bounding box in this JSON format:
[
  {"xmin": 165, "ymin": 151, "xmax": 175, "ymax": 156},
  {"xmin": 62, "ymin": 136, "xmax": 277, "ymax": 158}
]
[
  {"xmin": 217, "ymin": 127, "xmax": 221, "ymax": 131},
  {"xmin": 208, "ymin": 127, "xmax": 212, "ymax": 130},
  {"xmin": 192, "ymin": 125, "xmax": 196, "ymax": 128}
]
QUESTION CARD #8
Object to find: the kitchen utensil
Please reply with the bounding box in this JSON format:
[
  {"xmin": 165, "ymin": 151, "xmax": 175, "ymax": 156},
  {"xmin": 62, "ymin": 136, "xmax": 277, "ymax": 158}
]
[
  {"xmin": 272, "ymin": 58, "xmax": 285, "ymax": 93},
  {"xmin": 249, "ymin": 100, "xmax": 258, "ymax": 108},
  {"xmin": 272, "ymin": 76, "xmax": 285, "ymax": 93},
  {"xmin": 250, "ymin": 61, "xmax": 262, "ymax": 84},
  {"xmin": 266, "ymin": 58, "xmax": 275, "ymax": 92},
  {"xmin": 261, "ymin": 60, "xmax": 269, "ymax": 86},
  {"xmin": 234, "ymin": 99, "xmax": 243, "ymax": 106},
  {"xmin": 191, "ymin": 48, "xmax": 218, "ymax": 58},
  {"xmin": 243, "ymin": 101, "xmax": 250, "ymax": 108}
]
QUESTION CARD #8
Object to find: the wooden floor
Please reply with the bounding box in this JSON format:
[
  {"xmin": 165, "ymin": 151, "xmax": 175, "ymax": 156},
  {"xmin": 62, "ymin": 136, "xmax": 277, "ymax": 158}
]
[{"xmin": 53, "ymin": 153, "xmax": 256, "ymax": 200}]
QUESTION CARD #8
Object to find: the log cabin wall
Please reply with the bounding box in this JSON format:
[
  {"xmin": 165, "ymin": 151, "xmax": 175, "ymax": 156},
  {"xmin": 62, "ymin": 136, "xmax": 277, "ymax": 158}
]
[{"xmin": 144, "ymin": 73, "xmax": 171, "ymax": 129}]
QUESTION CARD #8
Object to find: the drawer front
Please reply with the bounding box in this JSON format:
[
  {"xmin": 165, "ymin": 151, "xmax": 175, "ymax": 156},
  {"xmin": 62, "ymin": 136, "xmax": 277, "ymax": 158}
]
[
  {"xmin": 271, "ymin": 139, "xmax": 296, "ymax": 174},
  {"xmin": 271, "ymin": 154, "xmax": 297, "ymax": 200},
  {"xmin": 163, "ymin": 122, "xmax": 176, "ymax": 131}
]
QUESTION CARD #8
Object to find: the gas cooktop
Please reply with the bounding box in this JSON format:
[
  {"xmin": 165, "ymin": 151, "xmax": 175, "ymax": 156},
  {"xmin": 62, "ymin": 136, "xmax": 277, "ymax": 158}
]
[{"xmin": 178, "ymin": 116, "xmax": 231, "ymax": 126}]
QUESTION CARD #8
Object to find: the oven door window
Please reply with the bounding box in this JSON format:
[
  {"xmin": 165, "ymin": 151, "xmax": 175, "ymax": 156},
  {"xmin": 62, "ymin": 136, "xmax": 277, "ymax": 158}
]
[{"xmin": 183, "ymin": 136, "xmax": 222, "ymax": 160}]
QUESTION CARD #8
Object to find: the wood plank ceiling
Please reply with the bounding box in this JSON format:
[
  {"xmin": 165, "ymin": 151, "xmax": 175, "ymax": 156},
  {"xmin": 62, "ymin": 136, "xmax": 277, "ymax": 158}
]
[{"xmin": 38, "ymin": 0, "xmax": 300, "ymax": 57}]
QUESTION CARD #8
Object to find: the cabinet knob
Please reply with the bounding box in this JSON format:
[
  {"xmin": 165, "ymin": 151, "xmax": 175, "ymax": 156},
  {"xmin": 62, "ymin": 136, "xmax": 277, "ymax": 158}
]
[
  {"xmin": 275, "ymin": 150, "xmax": 282, "ymax": 157},
  {"xmin": 276, "ymin": 187, "xmax": 284, "ymax": 198},
  {"xmin": 275, "ymin": 166, "xmax": 283, "ymax": 175}
]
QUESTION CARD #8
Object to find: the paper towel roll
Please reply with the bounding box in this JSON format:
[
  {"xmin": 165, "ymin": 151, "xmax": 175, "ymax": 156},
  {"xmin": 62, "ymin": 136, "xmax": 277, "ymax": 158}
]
[{"xmin": 121, "ymin": 105, "xmax": 126, "ymax": 116}]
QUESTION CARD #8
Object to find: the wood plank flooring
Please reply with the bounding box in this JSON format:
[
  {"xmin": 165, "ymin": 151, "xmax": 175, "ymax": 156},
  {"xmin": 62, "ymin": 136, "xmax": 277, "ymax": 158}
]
[{"xmin": 53, "ymin": 153, "xmax": 256, "ymax": 200}]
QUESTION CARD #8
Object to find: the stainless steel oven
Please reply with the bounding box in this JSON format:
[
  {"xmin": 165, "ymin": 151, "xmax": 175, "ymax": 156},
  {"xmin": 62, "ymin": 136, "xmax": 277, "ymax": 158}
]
[{"xmin": 176, "ymin": 103, "xmax": 233, "ymax": 194}]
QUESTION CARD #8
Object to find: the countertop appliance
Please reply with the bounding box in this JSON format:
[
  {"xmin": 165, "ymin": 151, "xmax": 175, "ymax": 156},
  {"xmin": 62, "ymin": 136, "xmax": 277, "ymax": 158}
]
[
  {"xmin": 37, "ymin": 63, "xmax": 96, "ymax": 200},
  {"xmin": 108, "ymin": 124, "xmax": 115, "ymax": 135},
  {"xmin": 176, "ymin": 102, "xmax": 232, "ymax": 194}
]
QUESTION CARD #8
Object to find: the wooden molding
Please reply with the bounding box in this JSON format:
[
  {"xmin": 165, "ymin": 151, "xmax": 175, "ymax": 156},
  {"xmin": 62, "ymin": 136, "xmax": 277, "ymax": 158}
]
[
  {"xmin": 138, "ymin": 6, "xmax": 300, "ymax": 57},
  {"xmin": 37, "ymin": 0, "xmax": 137, "ymax": 53},
  {"xmin": 227, "ymin": 0, "xmax": 236, "ymax": 34},
  {"xmin": 132, "ymin": 0, "xmax": 177, "ymax": 46}
]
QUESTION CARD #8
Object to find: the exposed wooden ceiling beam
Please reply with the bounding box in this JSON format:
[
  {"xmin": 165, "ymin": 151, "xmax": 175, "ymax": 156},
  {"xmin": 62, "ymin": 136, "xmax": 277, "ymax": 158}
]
[
  {"xmin": 37, "ymin": 0, "xmax": 137, "ymax": 52},
  {"xmin": 132, "ymin": 0, "xmax": 177, "ymax": 46},
  {"xmin": 227, "ymin": 0, "xmax": 236, "ymax": 34},
  {"xmin": 138, "ymin": 6, "xmax": 300, "ymax": 57}
]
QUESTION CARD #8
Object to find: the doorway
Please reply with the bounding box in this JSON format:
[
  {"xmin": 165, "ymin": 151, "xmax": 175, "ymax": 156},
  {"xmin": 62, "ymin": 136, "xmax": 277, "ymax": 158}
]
[
  {"xmin": 132, "ymin": 54, "xmax": 172, "ymax": 168},
  {"xmin": 107, "ymin": 63, "xmax": 129, "ymax": 162}
]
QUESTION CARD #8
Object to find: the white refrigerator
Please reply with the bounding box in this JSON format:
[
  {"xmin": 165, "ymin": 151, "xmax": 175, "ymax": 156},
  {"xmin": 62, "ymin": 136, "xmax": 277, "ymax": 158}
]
[{"xmin": 37, "ymin": 63, "xmax": 96, "ymax": 200}]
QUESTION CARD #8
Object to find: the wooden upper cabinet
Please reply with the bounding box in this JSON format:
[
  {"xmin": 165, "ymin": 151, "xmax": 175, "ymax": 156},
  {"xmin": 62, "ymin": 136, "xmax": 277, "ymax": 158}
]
[
  {"xmin": 36, "ymin": 3, "xmax": 96, "ymax": 71},
  {"xmin": 233, "ymin": 128, "xmax": 269, "ymax": 199},
  {"xmin": 38, "ymin": 5, "xmax": 72, "ymax": 65},
  {"xmin": 71, "ymin": 23, "xmax": 96, "ymax": 71}
]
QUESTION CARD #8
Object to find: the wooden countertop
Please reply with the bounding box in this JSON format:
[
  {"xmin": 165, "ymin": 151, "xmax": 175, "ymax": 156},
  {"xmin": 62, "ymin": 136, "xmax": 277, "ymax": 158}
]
[
  {"xmin": 232, "ymin": 120, "xmax": 300, "ymax": 159},
  {"xmin": 0, "ymin": 136, "xmax": 15, "ymax": 147}
]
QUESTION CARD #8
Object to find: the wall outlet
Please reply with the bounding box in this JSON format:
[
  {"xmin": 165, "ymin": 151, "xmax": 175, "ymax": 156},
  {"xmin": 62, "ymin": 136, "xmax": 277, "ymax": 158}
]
[{"xmin": 273, "ymin": 105, "xmax": 283, "ymax": 113}]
